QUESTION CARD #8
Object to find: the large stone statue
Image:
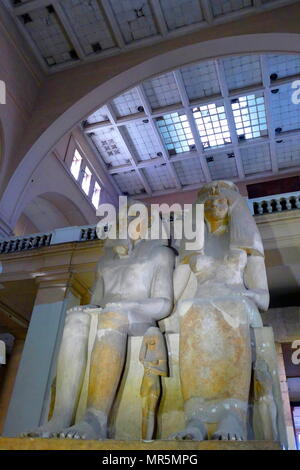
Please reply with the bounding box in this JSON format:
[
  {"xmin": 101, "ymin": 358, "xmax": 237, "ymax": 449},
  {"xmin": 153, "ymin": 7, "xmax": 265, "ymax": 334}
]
[
  {"xmin": 25, "ymin": 213, "xmax": 175, "ymax": 440},
  {"xmin": 170, "ymin": 181, "xmax": 271, "ymax": 441}
]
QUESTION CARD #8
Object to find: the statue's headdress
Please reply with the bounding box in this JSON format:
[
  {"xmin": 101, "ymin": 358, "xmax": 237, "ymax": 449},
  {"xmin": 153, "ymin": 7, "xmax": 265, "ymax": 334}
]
[{"xmin": 197, "ymin": 180, "xmax": 264, "ymax": 256}]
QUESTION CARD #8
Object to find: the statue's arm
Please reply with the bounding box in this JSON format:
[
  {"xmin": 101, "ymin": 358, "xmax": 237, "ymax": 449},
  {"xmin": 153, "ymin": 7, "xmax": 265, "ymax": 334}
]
[{"xmin": 244, "ymin": 254, "xmax": 270, "ymax": 312}]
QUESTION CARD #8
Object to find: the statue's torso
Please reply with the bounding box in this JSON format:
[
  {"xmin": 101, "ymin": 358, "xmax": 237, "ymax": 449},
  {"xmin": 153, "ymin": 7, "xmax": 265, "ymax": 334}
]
[
  {"xmin": 100, "ymin": 241, "xmax": 161, "ymax": 304},
  {"xmin": 194, "ymin": 227, "xmax": 247, "ymax": 299}
]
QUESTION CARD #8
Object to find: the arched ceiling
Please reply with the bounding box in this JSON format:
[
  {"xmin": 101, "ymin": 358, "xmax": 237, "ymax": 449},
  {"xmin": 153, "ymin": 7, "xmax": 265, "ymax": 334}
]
[{"xmin": 82, "ymin": 52, "xmax": 300, "ymax": 197}]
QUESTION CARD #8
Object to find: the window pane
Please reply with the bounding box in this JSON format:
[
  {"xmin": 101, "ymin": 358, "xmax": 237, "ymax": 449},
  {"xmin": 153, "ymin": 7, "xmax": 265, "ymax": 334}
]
[
  {"xmin": 82, "ymin": 166, "xmax": 92, "ymax": 195},
  {"xmin": 92, "ymin": 182, "xmax": 101, "ymax": 208},
  {"xmin": 70, "ymin": 149, "xmax": 82, "ymax": 180}
]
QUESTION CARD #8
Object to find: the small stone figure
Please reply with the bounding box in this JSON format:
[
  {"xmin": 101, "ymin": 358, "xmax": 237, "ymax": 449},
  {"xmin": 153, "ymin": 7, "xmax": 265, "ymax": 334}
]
[
  {"xmin": 253, "ymin": 358, "xmax": 278, "ymax": 440},
  {"xmin": 139, "ymin": 327, "xmax": 168, "ymax": 441}
]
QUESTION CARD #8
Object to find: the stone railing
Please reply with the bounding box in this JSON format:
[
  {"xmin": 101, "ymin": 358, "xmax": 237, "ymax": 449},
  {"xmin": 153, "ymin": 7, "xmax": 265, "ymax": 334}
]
[
  {"xmin": 248, "ymin": 192, "xmax": 300, "ymax": 216},
  {"xmin": 0, "ymin": 233, "xmax": 52, "ymax": 254},
  {"xmin": 0, "ymin": 225, "xmax": 100, "ymax": 254}
]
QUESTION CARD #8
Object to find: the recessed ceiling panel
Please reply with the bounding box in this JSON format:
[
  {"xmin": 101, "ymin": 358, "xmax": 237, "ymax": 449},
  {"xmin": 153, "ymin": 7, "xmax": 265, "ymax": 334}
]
[
  {"xmin": 143, "ymin": 165, "xmax": 176, "ymax": 191},
  {"xmin": 89, "ymin": 127, "xmax": 132, "ymax": 167},
  {"xmin": 210, "ymin": 0, "xmax": 253, "ymax": 17},
  {"xmin": 173, "ymin": 158, "xmax": 205, "ymax": 186},
  {"xmin": 267, "ymin": 54, "xmax": 300, "ymax": 80},
  {"xmin": 60, "ymin": 0, "xmax": 115, "ymax": 56},
  {"xmin": 270, "ymin": 83, "xmax": 300, "ymax": 133},
  {"xmin": 112, "ymin": 170, "xmax": 145, "ymax": 195},
  {"xmin": 207, "ymin": 151, "xmax": 238, "ymax": 180},
  {"xmin": 108, "ymin": 0, "xmax": 157, "ymax": 44},
  {"xmin": 222, "ymin": 55, "xmax": 262, "ymax": 90},
  {"xmin": 143, "ymin": 72, "xmax": 181, "ymax": 109},
  {"xmin": 111, "ymin": 88, "xmax": 143, "ymax": 117},
  {"xmin": 159, "ymin": 0, "xmax": 203, "ymax": 31},
  {"xmin": 180, "ymin": 60, "xmax": 220, "ymax": 101},
  {"xmin": 18, "ymin": 6, "xmax": 75, "ymax": 66},
  {"xmin": 240, "ymin": 144, "xmax": 272, "ymax": 175},
  {"xmin": 86, "ymin": 106, "xmax": 109, "ymax": 124},
  {"xmin": 276, "ymin": 137, "xmax": 300, "ymax": 170},
  {"xmin": 122, "ymin": 121, "xmax": 163, "ymax": 162}
]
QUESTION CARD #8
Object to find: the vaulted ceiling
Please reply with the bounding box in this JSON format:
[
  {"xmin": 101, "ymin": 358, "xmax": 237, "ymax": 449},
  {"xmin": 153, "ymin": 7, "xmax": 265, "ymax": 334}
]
[{"xmin": 3, "ymin": 0, "xmax": 299, "ymax": 72}]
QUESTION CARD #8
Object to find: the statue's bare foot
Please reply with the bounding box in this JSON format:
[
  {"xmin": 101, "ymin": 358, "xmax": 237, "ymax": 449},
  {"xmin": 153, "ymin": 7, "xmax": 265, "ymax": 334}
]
[
  {"xmin": 58, "ymin": 412, "xmax": 107, "ymax": 440},
  {"xmin": 21, "ymin": 418, "xmax": 69, "ymax": 438},
  {"xmin": 168, "ymin": 419, "xmax": 207, "ymax": 441},
  {"xmin": 212, "ymin": 414, "xmax": 245, "ymax": 441}
]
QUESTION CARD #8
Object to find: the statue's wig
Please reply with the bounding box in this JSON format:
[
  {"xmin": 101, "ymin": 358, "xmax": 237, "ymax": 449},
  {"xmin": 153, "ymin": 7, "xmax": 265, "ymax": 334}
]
[{"xmin": 197, "ymin": 181, "xmax": 264, "ymax": 257}]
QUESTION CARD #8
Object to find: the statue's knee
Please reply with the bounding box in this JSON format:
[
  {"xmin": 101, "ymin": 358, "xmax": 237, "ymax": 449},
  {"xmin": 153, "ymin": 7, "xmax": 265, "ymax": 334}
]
[
  {"xmin": 64, "ymin": 308, "xmax": 90, "ymax": 337},
  {"xmin": 98, "ymin": 311, "xmax": 128, "ymax": 333}
]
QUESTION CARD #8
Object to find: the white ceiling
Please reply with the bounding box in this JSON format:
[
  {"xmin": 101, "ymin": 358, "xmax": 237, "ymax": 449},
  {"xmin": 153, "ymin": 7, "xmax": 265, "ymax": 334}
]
[
  {"xmin": 82, "ymin": 53, "xmax": 300, "ymax": 197},
  {"xmin": 3, "ymin": 0, "xmax": 299, "ymax": 72}
]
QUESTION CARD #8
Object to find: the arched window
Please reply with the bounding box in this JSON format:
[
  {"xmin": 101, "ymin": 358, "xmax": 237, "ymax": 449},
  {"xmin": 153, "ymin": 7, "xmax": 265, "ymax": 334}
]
[
  {"xmin": 92, "ymin": 181, "xmax": 101, "ymax": 208},
  {"xmin": 70, "ymin": 149, "xmax": 82, "ymax": 179}
]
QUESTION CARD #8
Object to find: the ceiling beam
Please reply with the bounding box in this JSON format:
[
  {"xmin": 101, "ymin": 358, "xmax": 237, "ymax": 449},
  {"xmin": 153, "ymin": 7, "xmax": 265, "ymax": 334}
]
[
  {"xmin": 200, "ymin": 0, "xmax": 214, "ymax": 24},
  {"xmin": 52, "ymin": 1, "xmax": 85, "ymax": 61},
  {"xmin": 173, "ymin": 70, "xmax": 211, "ymax": 182},
  {"xmin": 149, "ymin": 0, "xmax": 168, "ymax": 36},
  {"xmin": 215, "ymin": 59, "xmax": 245, "ymax": 180},
  {"xmin": 101, "ymin": 0, "xmax": 125, "ymax": 49},
  {"xmin": 136, "ymin": 85, "xmax": 182, "ymax": 190},
  {"xmin": 105, "ymin": 104, "xmax": 153, "ymax": 195},
  {"xmin": 260, "ymin": 55, "xmax": 279, "ymax": 173}
]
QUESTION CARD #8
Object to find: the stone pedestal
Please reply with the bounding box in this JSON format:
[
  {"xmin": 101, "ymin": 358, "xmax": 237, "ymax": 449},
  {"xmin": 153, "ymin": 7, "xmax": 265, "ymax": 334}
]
[{"xmin": 0, "ymin": 437, "xmax": 282, "ymax": 450}]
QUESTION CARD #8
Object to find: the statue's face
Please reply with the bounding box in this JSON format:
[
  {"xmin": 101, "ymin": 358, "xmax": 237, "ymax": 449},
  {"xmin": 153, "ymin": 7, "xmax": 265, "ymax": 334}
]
[
  {"xmin": 146, "ymin": 336, "xmax": 157, "ymax": 350},
  {"xmin": 204, "ymin": 195, "xmax": 229, "ymax": 222}
]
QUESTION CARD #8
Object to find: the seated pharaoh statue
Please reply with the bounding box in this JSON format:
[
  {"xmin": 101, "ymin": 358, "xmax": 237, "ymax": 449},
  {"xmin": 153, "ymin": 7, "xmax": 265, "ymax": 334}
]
[
  {"xmin": 22, "ymin": 182, "xmax": 287, "ymax": 445},
  {"xmin": 23, "ymin": 204, "xmax": 175, "ymax": 440},
  {"xmin": 167, "ymin": 181, "xmax": 285, "ymax": 443}
]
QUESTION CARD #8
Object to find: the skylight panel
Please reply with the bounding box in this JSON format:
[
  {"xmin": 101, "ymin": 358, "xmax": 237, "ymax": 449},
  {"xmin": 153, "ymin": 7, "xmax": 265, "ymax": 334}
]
[
  {"xmin": 222, "ymin": 55, "xmax": 262, "ymax": 90},
  {"xmin": 267, "ymin": 54, "xmax": 300, "ymax": 80},
  {"xmin": 173, "ymin": 158, "xmax": 205, "ymax": 186},
  {"xmin": 18, "ymin": 6, "xmax": 76, "ymax": 66},
  {"xmin": 206, "ymin": 152, "xmax": 238, "ymax": 180},
  {"xmin": 143, "ymin": 165, "xmax": 176, "ymax": 191},
  {"xmin": 193, "ymin": 103, "xmax": 231, "ymax": 148},
  {"xmin": 87, "ymin": 106, "xmax": 109, "ymax": 124},
  {"xmin": 60, "ymin": 0, "xmax": 115, "ymax": 55},
  {"xmin": 180, "ymin": 61, "xmax": 220, "ymax": 101},
  {"xmin": 276, "ymin": 137, "xmax": 300, "ymax": 170},
  {"xmin": 270, "ymin": 83, "xmax": 300, "ymax": 133},
  {"xmin": 143, "ymin": 73, "xmax": 181, "ymax": 109},
  {"xmin": 240, "ymin": 144, "xmax": 272, "ymax": 175},
  {"xmin": 111, "ymin": 89, "xmax": 143, "ymax": 117},
  {"xmin": 89, "ymin": 128, "xmax": 132, "ymax": 167},
  {"xmin": 156, "ymin": 112, "xmax": 195, "ymax": 155},
  {"xmin": 112, "ymin": 170, "xmax": 145, "ymax": 195},
  {"xmin": 123, "ymin": 121, "xmax": 163, "ymax": 162},
  {"xmin": 109, "ymin": 0, "xmax": 157, "ymax": 44},
  {"xmin": 231, "ymin": 93, "xmax": 268, "ymax": 140},
  {"xmin": 159, "ymin": 0, "xmax": 203, "ymax": 31},
  {"xmin": 210, "ymin": 0, "xmax": 253, "ymax": 17}
]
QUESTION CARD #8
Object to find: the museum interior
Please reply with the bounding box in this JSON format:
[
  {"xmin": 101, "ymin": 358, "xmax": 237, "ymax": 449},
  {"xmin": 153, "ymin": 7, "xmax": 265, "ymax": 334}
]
[{"xmin": 0, "ymin": 0, "xmax": 300, "ymax": 451}]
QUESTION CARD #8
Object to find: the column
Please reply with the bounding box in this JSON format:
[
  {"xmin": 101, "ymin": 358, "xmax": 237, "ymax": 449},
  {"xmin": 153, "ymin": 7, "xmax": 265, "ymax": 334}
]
[
  {"xmin": 0, "ymin": 338, "xmax": 25, "ymax": 433},
  {"xmin": 276, "ymin": 342, "xmax": 297, "ymax": 450},
  {"xmin": 3, "ymin": 273, "xmax": 84, "ymax": 436}
]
